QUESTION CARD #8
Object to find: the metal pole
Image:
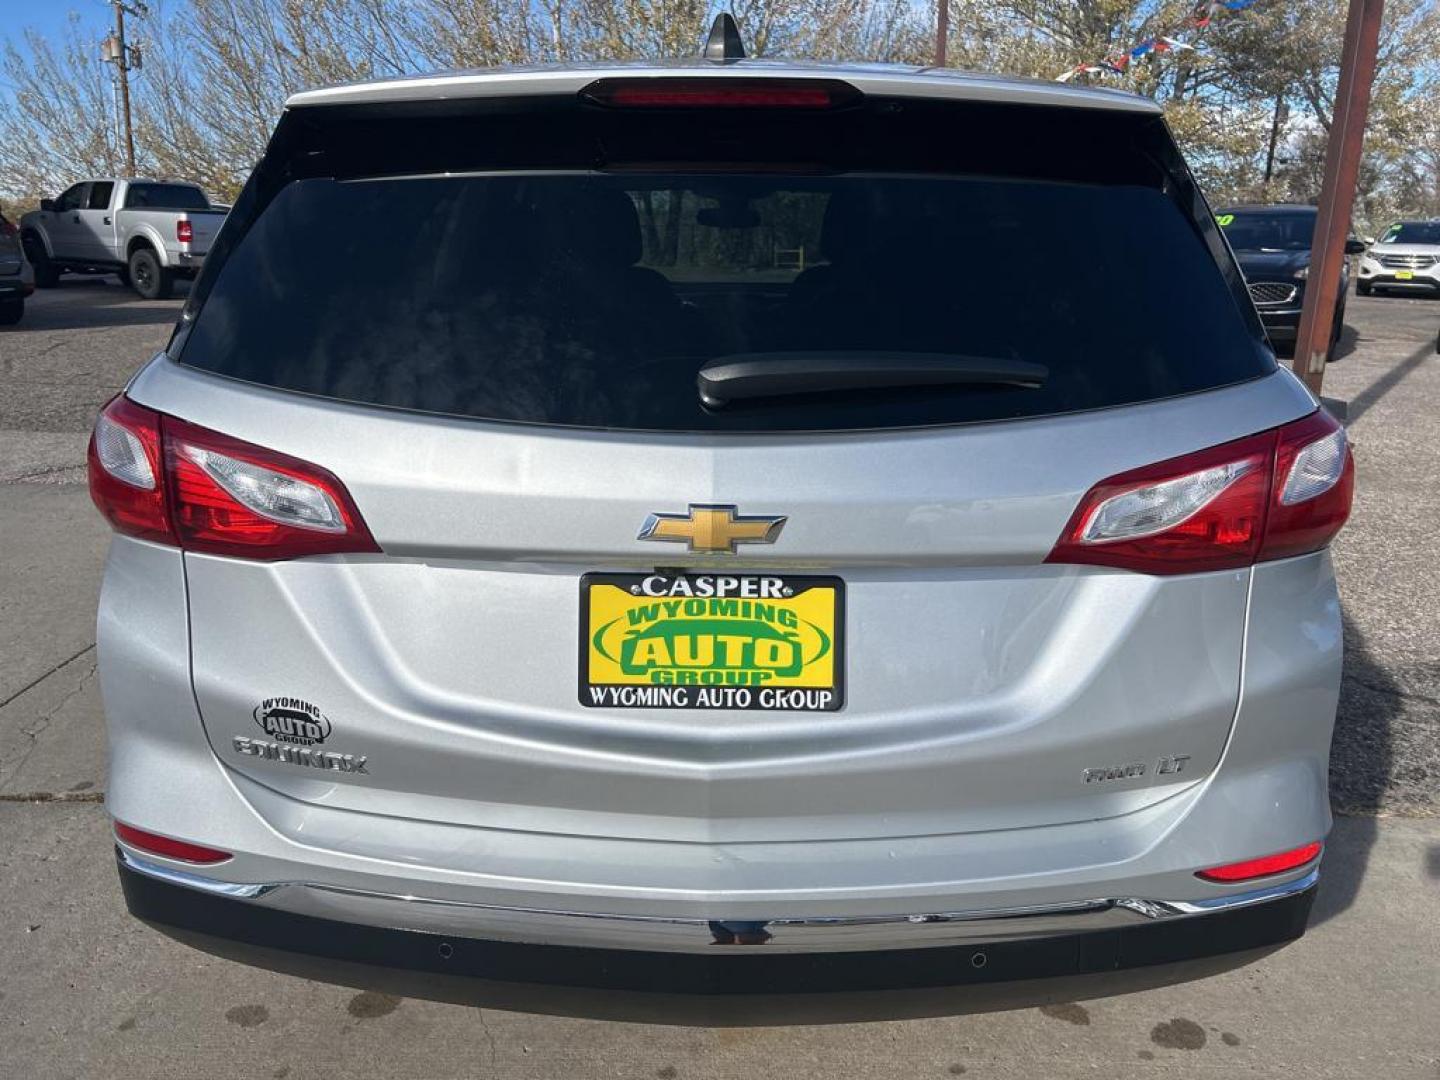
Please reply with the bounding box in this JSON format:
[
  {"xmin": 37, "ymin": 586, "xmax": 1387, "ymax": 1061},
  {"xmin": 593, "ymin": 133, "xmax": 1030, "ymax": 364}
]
[
  {"xmin": 1291, "ymin": 0, "xmax": 1383, "ymax": 393},
  {"xmin": 112, "ymin": 72, "xmax": 122, "ymax": 164},
  {"xmin": 934, "ymin": 0, "xmax": 949, "ymax": 67},
  {"xmin": 114, "ymin": 1, "xmax": 136, "ymax": 176}
]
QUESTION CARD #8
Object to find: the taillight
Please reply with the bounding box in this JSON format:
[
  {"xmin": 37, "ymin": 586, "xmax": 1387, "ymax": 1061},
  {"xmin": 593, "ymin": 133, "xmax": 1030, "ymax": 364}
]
[
  {"xmin": 581, "ymin": 78, "xmax": 859, "ymax": 110},
  {"xmin": 87, "ymin": 394, "xmax": 379, "ymax": 561},
  {"xmin": 1260, "ymin": 410, "xmax": 1355, "ymax": 561},
  {"xmin": 115, "ymin": 821, "xmax": 232, "ymax": 865},
  {"xmin": 1047, "ymin": 408, "xmax": 1354, "ymax": 575},
  {"xmin": 88, "ymin": 396, "xmax": 172, "ymax": 543},
  {"xmin": 1196, "ymin": 841, "xmax": 1322, "ymax": 883},
  {"xmin": 176, "ymin": 219, "xmax": 193, "ymax": 243},
  {"xmin": 164, "ymin": 417, "xmax": 378, "ymax": 559}
]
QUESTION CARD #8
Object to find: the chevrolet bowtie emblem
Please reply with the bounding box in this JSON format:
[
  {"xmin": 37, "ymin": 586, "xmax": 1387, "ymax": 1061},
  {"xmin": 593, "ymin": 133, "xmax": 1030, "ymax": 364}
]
[{"xmin": 638, "ymin": 504, "xmax": 787, "ymax": 554}]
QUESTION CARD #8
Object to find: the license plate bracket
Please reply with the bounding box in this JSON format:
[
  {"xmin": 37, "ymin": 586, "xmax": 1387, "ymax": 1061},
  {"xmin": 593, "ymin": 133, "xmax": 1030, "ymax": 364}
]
[{"xmin": 579, "ymin": 573, "xmax": 845, "ymax": 711}]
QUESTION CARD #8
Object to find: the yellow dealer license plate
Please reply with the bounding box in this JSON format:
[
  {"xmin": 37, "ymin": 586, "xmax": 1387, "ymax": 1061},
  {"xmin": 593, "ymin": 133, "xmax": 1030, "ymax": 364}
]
[
  {"xmin": 1395, "ymin": 270, "xmax": 1414, "ymax": 280},
  {"xmin": 580, "ymin": 573, "xmax": 844, "ymax": 711}
]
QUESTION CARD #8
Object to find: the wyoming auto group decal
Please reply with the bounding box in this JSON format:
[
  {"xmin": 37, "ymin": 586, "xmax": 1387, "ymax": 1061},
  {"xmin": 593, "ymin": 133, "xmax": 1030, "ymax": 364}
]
[{"xmin": 233, "ymin": 696, "xmax": 370, "ymax": 774}]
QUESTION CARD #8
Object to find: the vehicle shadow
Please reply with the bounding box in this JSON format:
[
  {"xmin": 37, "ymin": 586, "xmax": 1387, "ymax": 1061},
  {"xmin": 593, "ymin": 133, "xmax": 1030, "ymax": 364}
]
[
  {"xmin": 149, "ymin": 923, "xmax": 1290, "ymax": 1026},
  {"xmin": 1344, "ymin": 337, "xmax": 1435, "ymax": 424},
  {"xmin": 1330, "ymin": 322, "xmax": 1361, "ymax": 361},
  {"xmin": 3, "ymin": 278, "xmax": 189, "ymax": 333},
  {"xmin": 1306, "ymin": 612, "xmax": 1395, "ymax": 928}
]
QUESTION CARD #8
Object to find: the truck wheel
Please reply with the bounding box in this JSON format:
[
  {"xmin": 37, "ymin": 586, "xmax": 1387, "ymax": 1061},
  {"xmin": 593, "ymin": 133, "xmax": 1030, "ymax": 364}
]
[
  {"xmin": 128, "ymin": 247, "xmax": 173, "ymax": 300},
  {"xmin": 22, "ymin": 234, "xmax": 60, "ymax": 288},
  {"xmin": 0, "ymin": 299, "xmax": 22, "ymax": 325}
]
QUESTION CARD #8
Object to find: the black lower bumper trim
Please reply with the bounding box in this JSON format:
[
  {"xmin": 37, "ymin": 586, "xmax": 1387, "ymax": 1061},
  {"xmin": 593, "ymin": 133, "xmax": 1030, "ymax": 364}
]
[{"xmin": 119, "ymin": 864, "xmax": 1314, "ymax": 994}]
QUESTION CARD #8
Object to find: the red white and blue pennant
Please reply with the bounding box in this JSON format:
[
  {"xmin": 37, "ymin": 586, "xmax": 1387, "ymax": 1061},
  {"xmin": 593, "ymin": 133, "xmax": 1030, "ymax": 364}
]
[{"xmin": 1057, "ymin": 0, "xmax": 1259, "ymax": 82}]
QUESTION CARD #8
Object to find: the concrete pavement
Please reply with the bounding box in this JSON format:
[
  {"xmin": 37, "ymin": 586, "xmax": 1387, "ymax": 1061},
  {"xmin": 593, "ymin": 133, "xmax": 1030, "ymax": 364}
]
[
  {"xmin": 0, "ymin": 805, "xmax": 1433, "ymax": 1079},
  {"xmin": 0, "ymin": 278, "xmax": 1436, "ymax": 1078}
]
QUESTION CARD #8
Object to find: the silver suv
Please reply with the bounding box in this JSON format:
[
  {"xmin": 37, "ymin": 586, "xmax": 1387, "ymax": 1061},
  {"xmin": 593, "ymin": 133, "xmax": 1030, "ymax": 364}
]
[{"xmin": 92, "ymin": 51, "xmax": 1354, "ymax": 991}]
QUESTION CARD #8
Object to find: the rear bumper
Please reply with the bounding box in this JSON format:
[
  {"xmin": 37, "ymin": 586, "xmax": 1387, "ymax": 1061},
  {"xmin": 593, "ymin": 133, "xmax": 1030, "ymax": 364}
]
[
  {"xmin": 0, "ymin": 277, "xmax": 30, "ymax": 299},
  {"xmin": 101, "ymin": 536, "xmax": 1342, "ymax": 985},
  {"xmin": 118, "ymin": 850, "xmax": 1317, "ymax": 991}
]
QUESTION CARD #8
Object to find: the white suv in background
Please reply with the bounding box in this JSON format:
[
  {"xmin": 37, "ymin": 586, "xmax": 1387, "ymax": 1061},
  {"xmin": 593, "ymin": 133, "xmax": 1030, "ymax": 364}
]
[{"xmin": 1358, "ymin": 220, "xmax": 1440, "ymax": 296}]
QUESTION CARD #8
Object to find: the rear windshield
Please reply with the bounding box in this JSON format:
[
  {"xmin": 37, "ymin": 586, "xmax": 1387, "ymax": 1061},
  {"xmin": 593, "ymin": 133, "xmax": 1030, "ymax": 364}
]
[
  {"xmin": 125, "ymin": 183, "xmax": 210, "ymax": 210},
  {"xmin": 177, "ymin": 96, "xmax": 1269, "ymax": 433}
]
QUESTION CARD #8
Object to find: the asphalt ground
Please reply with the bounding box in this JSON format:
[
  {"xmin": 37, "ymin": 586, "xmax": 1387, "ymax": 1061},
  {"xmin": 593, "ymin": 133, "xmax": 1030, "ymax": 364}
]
[{"xmin": 1, "ymin": 277, "xmax": 1437, "ymax": 1078}]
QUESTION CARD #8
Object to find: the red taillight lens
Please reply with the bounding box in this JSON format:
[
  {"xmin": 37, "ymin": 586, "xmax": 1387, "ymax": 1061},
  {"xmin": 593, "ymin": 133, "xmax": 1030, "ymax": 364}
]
[
  {"xmin": 87, "ymin": 394, "xmax": 379, "ymax": 561},
  {"xmin": 1260, "ymin": 408, "xmax": 1354, "ymax": 561},
  {"xmin": 1047, "ymin": 408, "xmax": 1354, "ymax": 575},
  {"xmin": 115, "ymin": 821, "xmax": 232, "ymax": 864},
  {"xmin": 163, "ymin": 416, "xmax": 379, "ymax": 560},
  {"xmin": 581, "ymin": 78, "xmax": 857, "ymax": 110},
  {"xmin": 1046, "ymin": 431, "xmax": 1273, "ymax": 575},
  {"xmin": 176, "ymin": 219, "xmax": 193, "ymax": 243},
  {"xmin": 1196, "ymin": 841, "xmax": 1322, "ymax": 883},
  {"xmin": 88, "ymin": 395, "xmax": 172, "ymax": 543}
]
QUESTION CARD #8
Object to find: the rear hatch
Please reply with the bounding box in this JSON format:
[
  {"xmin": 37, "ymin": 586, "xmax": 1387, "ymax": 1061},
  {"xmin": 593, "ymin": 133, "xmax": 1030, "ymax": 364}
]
[{"xmin": 142, "ymin": 78, "xmax": 1305, "ymax": 844}]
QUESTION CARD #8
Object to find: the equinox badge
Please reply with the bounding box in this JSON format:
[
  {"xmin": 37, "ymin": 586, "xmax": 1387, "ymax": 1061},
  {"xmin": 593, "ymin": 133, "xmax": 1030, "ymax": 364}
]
[{"xmin": 637, "ymin": 504, "xmax": 786, "ymax": 554}]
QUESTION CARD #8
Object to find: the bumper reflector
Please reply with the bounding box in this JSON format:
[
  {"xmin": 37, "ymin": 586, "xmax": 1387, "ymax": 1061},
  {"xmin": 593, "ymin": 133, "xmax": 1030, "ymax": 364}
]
[
  {"xmin": 1196, "ymin": 841, "xmax": 1322, "ymax": 883},
  {"xmin": 114, "ymin": 822, "xmax": 232, "ymax": 865}
]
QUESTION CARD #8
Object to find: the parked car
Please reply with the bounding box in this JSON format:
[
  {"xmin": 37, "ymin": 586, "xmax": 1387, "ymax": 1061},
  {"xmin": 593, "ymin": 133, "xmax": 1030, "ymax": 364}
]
[
  {"xmin": 0, "ymin": 203, "xmax": 34, "ymax": 325},
  {"xmin": 1357, "ymin": 219, "xmax": 1440, "ymax": 296},
  {"xmin": 1215, "ymin": 204, "xmax": 1364, "ymax": 357},
  {"xmin": 92, "ymin": 38, "xmax": 1354, "ymax": 992},
  {"xmin": 20, "ymin": 177, "xmax": 224, "ymax": 299}
]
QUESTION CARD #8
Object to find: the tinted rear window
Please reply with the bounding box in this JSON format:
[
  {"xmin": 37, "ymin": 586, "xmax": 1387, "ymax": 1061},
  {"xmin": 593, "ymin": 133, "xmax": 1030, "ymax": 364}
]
[
  {"xmin": 177, "ymin": 96, "xmax": 1269, "ymax": 433},
  {"xmin": 126, "ymin": 183, "xmax": 209, "ymax": 210}
]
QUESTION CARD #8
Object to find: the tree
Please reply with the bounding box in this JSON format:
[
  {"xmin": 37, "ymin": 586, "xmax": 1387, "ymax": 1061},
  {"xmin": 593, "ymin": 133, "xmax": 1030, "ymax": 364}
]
[
  {"xmin": 0, "ymin": 18, "xmax": 126, "ymax": 199},
  {"xmin": 2, "ymin": 0, "xmax": 1438, "ymax": 233}
]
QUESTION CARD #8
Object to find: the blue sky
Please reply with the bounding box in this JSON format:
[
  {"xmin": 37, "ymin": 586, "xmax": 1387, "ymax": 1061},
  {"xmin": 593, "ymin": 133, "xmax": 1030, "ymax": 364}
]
[
  {"xmin": 1, "ymin": 0, "xmax": 115, "ymax": 93},
  {"xmin": 3, "ymin": 0, "xmax": 112, "ymax": 40}
]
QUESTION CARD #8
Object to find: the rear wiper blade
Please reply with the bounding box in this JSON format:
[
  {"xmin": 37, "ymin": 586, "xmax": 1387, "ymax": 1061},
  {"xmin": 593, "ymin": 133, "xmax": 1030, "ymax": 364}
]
[{"xmin": 697, "ymin": 352, "xmax": 1048, "ymax": 408}]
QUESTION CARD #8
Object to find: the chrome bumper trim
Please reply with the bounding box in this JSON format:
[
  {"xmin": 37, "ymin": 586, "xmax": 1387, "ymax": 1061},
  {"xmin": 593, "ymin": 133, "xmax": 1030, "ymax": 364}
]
[
  {"xmin": 117, "ymin": 847, "xmax": 1320, "ymax": 954},
  {"xmin": 120, "ymin": 850, "xmax": 279, "ymax": 900}
]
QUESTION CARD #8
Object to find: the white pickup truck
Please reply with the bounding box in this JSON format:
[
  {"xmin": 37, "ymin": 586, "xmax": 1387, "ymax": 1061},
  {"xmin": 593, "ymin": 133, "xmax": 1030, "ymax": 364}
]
[{"xmin": 20, "ymin": 177, "xmax": 225, "ymax": 299}]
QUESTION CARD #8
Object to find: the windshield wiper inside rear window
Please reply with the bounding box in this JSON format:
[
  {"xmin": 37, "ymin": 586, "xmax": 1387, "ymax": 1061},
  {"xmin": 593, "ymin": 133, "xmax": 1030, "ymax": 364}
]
[{"xmin": 697, "ymin": 352, "xmax": 1048, "ymax": 408}]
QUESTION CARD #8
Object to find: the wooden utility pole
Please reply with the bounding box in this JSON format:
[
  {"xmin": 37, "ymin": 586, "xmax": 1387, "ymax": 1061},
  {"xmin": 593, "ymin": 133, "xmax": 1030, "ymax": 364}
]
[
  {"xmin": 1292, "ymin": 0, "xmax": 1384, "ymax": 393},
  {"xmin": 935, "ymin": 0, "xmax": 949, "ymax": 67},
  {"xmin": 115, "ymin": 2, "xmax": 135, "ymax": 175},
  {"xmin": 102, "ymin": 2, "xmax": 145, "ymax": 176}
]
